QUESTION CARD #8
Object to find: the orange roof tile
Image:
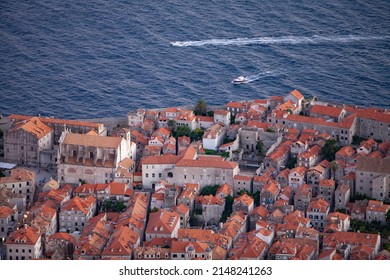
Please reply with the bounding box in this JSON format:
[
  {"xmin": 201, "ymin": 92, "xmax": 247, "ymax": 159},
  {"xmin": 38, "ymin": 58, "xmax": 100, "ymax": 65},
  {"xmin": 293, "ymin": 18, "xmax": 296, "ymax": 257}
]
[
  {"xmin": 234, "ymin": 193, "xmax": 254, "ymax": 207},
  {"xmin": 214, "ymin": 109, "xmax": 230, "ymax": 116},
  {"xmin": 48, "ymin": 232, "xmax": 76, "ymax": 244},
  {"xmin": 5, "ymin": 225, "xmax": 40, "ymax": 245},
  {"xmin": 234, "ymin": 174, "xmax": 252, "ymax": 181},
  {"xmin": 0, "ymin": 205, "xmax": 16, "ymax": 218},
  {"xmin": 61, "ymin": 196, "xmax": 96, "ymax": 215},
  {"xmin": 176, "ymin": 156, "xmax": 237, "ymax": 169},
  {"xmin": 62, "ymin": 133, "xmax": 121, "ymax": 148},
  {"xmin": 307, "ymin": 198, "xmax": 329, "ymax": 213},
  {"xmin": 196, "ymin": 195, "xmax": 224, "ymax": 206},
  {"xmin": 146, "ymin": 209, "xmax": 180, "ymax": 235},
  {"xmin": 9, "ymin": 114, "xmax": 99, "ymax": 129},
  {"xmin": 227, "ymin": 101, "xmax": 245, "ymax": 108},
  {"xmin": 11, "ymin": 117, "xmax": 53, "ymax": 139},
  {"xmin": 311, "ymin": 105, "xmax": 343, "ymax": 117},
  {"xmin": 289, "ymin": 89, "xmax": 304, "ymax": 100}
]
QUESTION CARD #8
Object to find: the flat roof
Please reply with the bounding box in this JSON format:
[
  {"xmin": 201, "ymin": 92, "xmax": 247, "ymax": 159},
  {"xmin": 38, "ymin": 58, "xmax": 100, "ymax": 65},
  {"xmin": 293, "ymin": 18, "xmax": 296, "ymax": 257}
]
[{"xmin": 0, "ymin": 162, "xmax": 17, "ymax": 169}]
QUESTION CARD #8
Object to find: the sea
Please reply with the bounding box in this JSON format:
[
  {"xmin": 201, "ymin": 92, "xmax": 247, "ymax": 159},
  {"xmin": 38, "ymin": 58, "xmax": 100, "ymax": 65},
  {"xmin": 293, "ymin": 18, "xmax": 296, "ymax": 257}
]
[{"xmin": 0, "ymin": 0, "xmax": 389, "ymax": 119}]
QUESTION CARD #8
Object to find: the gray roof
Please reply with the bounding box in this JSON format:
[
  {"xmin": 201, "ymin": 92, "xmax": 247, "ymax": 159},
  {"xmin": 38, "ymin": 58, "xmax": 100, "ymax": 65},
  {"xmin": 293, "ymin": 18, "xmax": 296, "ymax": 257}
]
[{"xmin": 356, "ymin": 157, "xmax": 390, "ymax": 174}]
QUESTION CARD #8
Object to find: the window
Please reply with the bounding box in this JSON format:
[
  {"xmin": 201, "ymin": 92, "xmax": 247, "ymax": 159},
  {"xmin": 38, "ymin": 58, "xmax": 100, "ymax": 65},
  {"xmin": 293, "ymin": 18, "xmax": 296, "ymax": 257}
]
[{"xmin": 146, "ymin": 173, "xmax": 149, "ymax": 178}]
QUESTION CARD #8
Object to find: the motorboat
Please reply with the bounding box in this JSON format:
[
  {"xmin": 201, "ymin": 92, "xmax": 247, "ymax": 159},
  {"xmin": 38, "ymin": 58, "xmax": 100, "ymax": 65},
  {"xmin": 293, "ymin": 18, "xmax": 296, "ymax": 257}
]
[{"xmin": 232, "ymin": 76, "xmax": 248, "ymax": 84}]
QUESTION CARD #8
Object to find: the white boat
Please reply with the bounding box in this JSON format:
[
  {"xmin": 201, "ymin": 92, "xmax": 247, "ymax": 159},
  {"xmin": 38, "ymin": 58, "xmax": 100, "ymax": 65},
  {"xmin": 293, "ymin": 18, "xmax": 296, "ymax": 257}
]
[{"xmin": 232, "ymin": 76, "xmax": 248, "ymax": 84}]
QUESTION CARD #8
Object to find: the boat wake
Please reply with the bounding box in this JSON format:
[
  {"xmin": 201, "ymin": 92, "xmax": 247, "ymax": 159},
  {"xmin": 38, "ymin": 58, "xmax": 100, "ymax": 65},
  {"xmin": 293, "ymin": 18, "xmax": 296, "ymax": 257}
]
[
  {"xmin": 232, "ymin": 71, "xmax": 275, "ymax": 84},
  {"xmin": 171, "ymin": 35, "xmax": 390, "ymax": 47}
]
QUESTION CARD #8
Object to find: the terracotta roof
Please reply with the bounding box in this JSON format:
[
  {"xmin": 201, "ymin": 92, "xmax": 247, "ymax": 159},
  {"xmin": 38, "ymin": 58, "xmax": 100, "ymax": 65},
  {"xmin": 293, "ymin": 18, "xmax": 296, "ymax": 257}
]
[
  {"xmin": 234, "ymin": 193, "xmax": 254, "ymax": 207},
  {"xmin": 102, "ymin": 226, "xmax": 139, "ymax": 256},
  {"xmin": 196, "ymin": 195, "xmax": 224, "ymax": 206},
  {"xmin": 216, "ymin": 183, "xmax": 232, "ymax": 196},
  {"xmin": 311, "ymin": 105, "xmax": 343, "ymax": 117},
  {"xmin": 262, "ymin": 182, "xmax": 279, "ymax": 195},
  {"xmin": 247, "ymin": 120, "xmax": 269, "ymax": 130},
  {"xmin": 214, "ymin": 110, "xmax": 230, "ymax": 116},
  {"xmin": 323, "ymin": 232, "xmax": 380, "ymax": 249},
  {"xmin": 319, "ymin": 179, "xmax": 335, "ymax": 188},
  {"xmin": 307, "ymin": 198, "xmax": 330, "ymax": 213},
  {"xmin": 327, "ymin": 212, "xmax": 350, "ymax": 221},
  {"xmin": 367, "ymin": 200, "xmax": 390, "ymax": 213},
  {"xmin": 176, "ymin": 156, "xmax": 237, "ymax": 169},
  {"xmin": 289, "ymin": 89, "xmax": 304, "ymax": 100},
  {"xmin": 290, "ymin": 166, "xmax": 307, "ymax": 176},
  {"xmin": 146, "ymin": 209, "xmax": 180, "ymax": 235},
  {"xmin": 5, "ymin": 225, "xmax": 40, "ymax": 245},
  {"xmin": 143, "ymin": 154, "xmax": 182, "ymax": 165},
  {"xmin": 354, "ymin": 108, "xmax": 390, "ymax": 123},
  {"xmin": 48, "ymin": 232, "xmax": 76, "ymax": 244},
  {"xmin": 234, "ymin": 174, "xmax": 252, "ymax": 181},
  {"xmin": 8, "ymin": 114, "xmax": 103, "ymax": 128},
  {"xmin": 10, "ymin": 117, "xmax": 53, "ymax": 139},
  {"xmin": 336, "ymin": 146, "xmax": 355, "ymax": 157},
  {"xmin": 286, "ymin": 114, "xmax": 356, "ymax": 129},
  {"xmin": 0, "ymin": 205, "xmax": 16, "ymax": 218},
  {"xmin": 62, "ymin": 133, "xmax": 121, "ymax": 148},
  {"xmin": 227, "ymin": 101, "xmax": 245, "ymax": 108},
  {"xmin": 172, "ymin": 203, "xmax": 189, "ymax": 216},
  {"xmin": 61, "ymin": 196, "xmax": 96, "ymax": 215},
  {"xmin": 251, "ymin": 206, "xmax": 269, "ymax": 218},
  {"xmin": 0, "ymin": 168, "xmax": 35, "ymax": 184},
  {"xmin": 270, "ymin": 96, "xmax": 284, "ymax": 101},
  {"xmin": 197, "ymin": 116, "xmax": 214, "ymax": 122},
  {"xmin": 171, "ymin": 240, "xmax": 210, "ymax": 254}
]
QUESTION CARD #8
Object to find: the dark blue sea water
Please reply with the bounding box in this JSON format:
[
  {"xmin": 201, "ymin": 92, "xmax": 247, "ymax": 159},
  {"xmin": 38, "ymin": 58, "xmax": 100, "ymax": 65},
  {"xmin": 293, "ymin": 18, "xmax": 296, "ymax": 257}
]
[{"xmin": 1, "ymin": 0, "xmax": 389, "ymax": 118}]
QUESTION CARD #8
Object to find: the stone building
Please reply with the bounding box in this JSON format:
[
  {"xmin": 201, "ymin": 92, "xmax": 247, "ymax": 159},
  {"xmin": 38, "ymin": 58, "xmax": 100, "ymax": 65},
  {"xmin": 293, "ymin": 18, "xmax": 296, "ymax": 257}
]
[
  {"xmin": 355, "ymin": 157, "xmax": 390, "ymax": 201},
  {"xmin": 57, "ymin": 131, "xmax": 136, "ymax": 184},
  {"xmin": 5, "ymin": 225, "xmax": 42, "ymax": 260},
  {"xmin": 4, "ymin": 117, "xmax": 53, "ymax": 166}
]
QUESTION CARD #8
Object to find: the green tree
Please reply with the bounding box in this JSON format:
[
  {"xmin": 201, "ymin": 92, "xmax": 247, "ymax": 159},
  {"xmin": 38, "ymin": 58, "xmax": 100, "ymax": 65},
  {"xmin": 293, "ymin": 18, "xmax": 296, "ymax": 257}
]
[
  {"xmin": 194, "ymin": 100, "xmax": 207, "ymax": 116},
  {"xmin": 167, "ymin": 120, "xmax": 176, "ymax": 129},
  {"xmin": 230, "ymin": 115, "xmax": 236, "ymax": 125},
  {"xmin": 330, "ymin": 160, "xmax": 338, "ymax": 180},
  {"xmin": 266, "ymin": 128, "xmax": 275, "ymax": 133},
  {"xmin": 320, "ymin": 139, "xmax": 341, "ymax": 161},
  {"xmin": 239, "ymin": 189, "xmax": 251, "ymax": 196},
  {"xmin": 79, "ymin": 179, "xmax": 87, "ymax": 185},
  {"xmin": 200, "ymin": 185, "xmax": 219, "ymax": 196},
  {"xmin": 220, "ymin": 195, "xmax": 233, "ymax": 223},
  {"xmin": 256, "ymin": 140, "xmax": 264, "ymax": 156},
  {"xmin": 287, "ymin": 157, "xmax": 297, "ymax": 169},
  {"xmin": 176, "ymin": 125, "xmax": 191, "ymax": 137},
  {"xmin": 189, "ymin": 215, "xmax": 199, "ymax": 227},
  {"xmin": 350, "ymin": 193, "xmax": 371, "ymax": 202},
  {"xmin": 336, "ymin": 208, "xmax": 348, "ymax": 214},
  {"xmin": 151, "ymin": 207, "xmax": 159, "ymax": 213},
  {"xmin": 190, "ymin": 128, "xmax": 204, "ymax": 141}
]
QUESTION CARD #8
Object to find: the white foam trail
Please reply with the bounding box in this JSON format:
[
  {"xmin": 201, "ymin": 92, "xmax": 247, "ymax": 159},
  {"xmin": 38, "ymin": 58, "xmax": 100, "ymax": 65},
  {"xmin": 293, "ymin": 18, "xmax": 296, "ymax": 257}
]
[
  {"xmin": 171, "ymin": 35, "xmax": 390, "ymax": 47},
  {"xmin": 232, "ymin": 71, "xmax": 276, "ymax": 84}
]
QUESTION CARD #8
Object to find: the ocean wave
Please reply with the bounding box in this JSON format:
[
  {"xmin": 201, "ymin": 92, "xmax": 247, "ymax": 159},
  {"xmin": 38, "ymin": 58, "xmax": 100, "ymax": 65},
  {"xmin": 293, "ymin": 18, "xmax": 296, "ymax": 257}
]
[{"xmin": 171, "ymin": 35, "xmax": 390, "ymax": 47}]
